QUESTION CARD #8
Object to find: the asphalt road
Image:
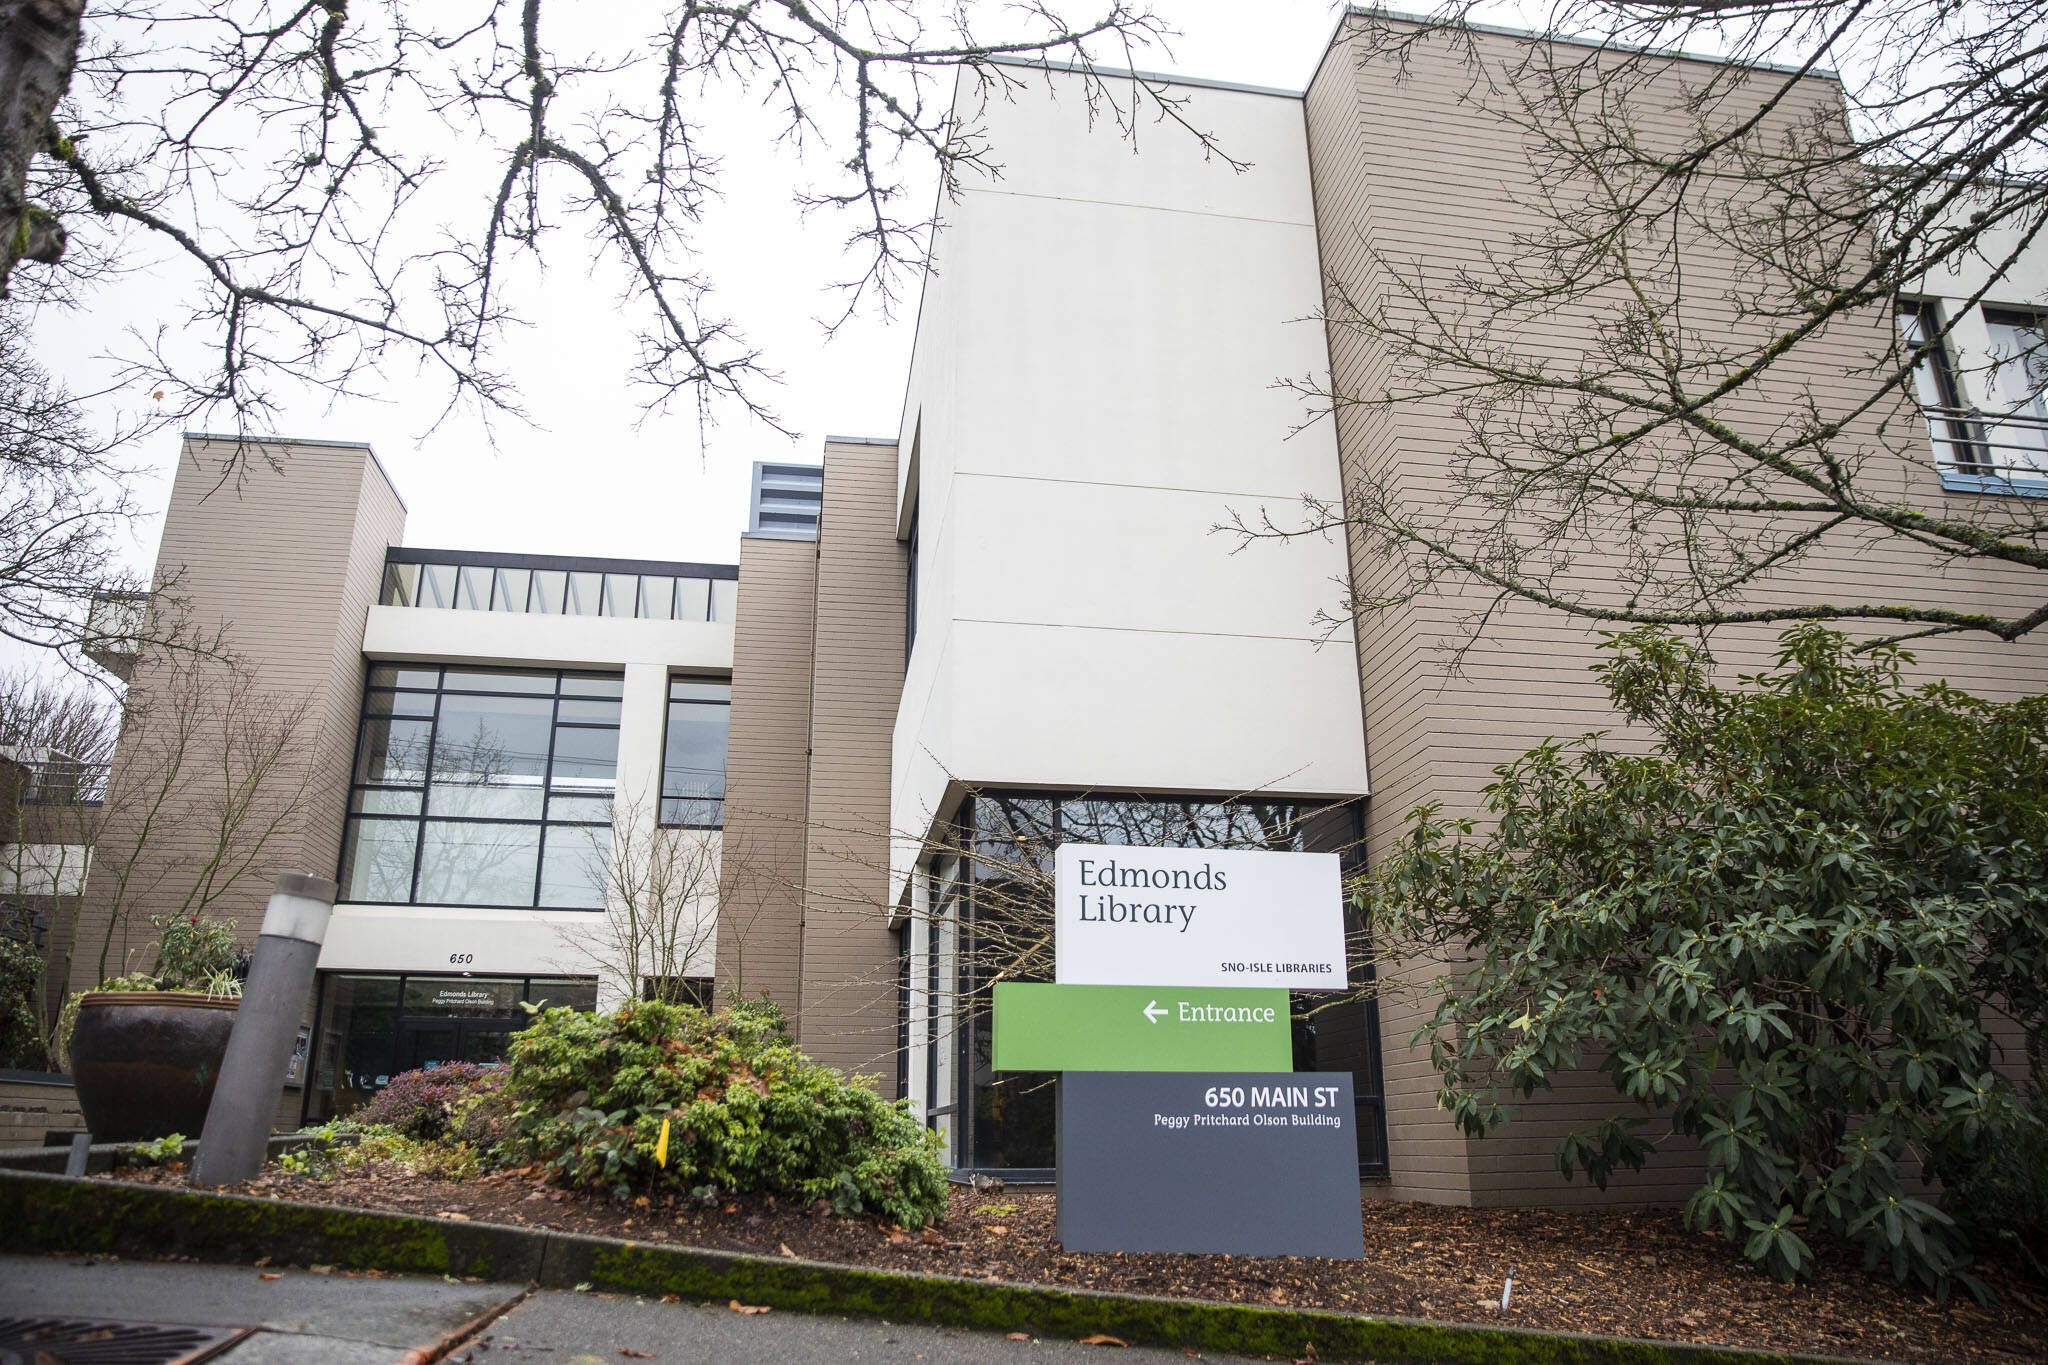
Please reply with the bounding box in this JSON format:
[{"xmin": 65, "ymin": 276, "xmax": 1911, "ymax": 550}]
[{"xmin": 1, "ymin": 1255, "xmax": 1248, "ymax": 1363}]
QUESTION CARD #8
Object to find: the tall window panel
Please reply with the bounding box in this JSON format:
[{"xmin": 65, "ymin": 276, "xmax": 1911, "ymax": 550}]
[
  {"xmin": 340, "ymin": 666, "xmax": 621, "ymax": 909},
  {"xmin": 1897, "ymin": 301, "xmax": 1988, "ymax": 472},
  {"xmin": 659, "ymin": 677, "xmax": 730, "ymax": 828}
]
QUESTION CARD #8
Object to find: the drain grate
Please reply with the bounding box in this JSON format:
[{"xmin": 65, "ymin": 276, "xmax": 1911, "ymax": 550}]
[{"xmin": 0, "ymin": 1317, "xmax": 250, "ymax": 1365}]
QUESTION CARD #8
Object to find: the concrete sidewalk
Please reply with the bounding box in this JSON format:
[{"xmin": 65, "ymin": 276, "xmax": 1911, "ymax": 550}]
[{"xmin": 2, "ymin": 1255, "xmax": 1248, "ymax": 1363}]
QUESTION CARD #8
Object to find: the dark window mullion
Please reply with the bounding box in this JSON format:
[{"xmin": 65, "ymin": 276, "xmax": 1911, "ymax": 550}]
[
  {"xmin": 410, "ymin": 684, "xmax": 444, "ymax": 904},
  {"xmin": 535, "ymin": 689, "xmax": 564, "ymax": 909}
]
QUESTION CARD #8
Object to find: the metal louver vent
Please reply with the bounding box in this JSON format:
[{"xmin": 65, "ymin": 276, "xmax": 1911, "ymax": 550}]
[{"xmin": 0, "ymin": 1317, "xmax": 249, "ymax": 1365}]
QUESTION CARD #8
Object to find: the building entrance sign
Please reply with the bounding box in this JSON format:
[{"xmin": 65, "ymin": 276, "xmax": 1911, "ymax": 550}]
[
  {"xmin": 1052, "ymin": 844, "xmax": 1348, "ymax": 989},
  {"xmin": 991, "ymin": 983, "xmax": 1290, "ymax": 1072},
  {"xmin": 1058, "ymin": 1071, "xmax": 1365, "ymax": 1257},
  {"xmin": 1022, "ymin": 844, "xmax": 1363, "ymax": 1258}
]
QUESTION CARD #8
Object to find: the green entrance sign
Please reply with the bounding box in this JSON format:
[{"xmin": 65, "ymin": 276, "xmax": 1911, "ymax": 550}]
[{"xmin": 991, "ymin": 982, "xmax": 1291, "ymax": 1073}]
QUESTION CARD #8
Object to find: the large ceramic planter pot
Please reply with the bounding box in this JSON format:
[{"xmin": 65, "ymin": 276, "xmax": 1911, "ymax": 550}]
[{"xmin": 70, "ymin": 991, "xmax": 239, "ymax": 1142}]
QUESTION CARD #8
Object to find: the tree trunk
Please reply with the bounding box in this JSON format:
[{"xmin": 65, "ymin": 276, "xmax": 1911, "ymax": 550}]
[{"xmin": 0, "ymin": 0, "xmax": 83, "ymax": 296}]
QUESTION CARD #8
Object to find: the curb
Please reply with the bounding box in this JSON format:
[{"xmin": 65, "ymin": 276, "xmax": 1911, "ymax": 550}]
[{"xmin": 0, "ymin": 1170, "xmax": 1866, "ymax": 1365}]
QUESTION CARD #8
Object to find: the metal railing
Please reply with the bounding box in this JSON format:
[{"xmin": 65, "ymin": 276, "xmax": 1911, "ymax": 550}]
[
  {"xmin": 17, "ymin": 759, "xmax": 109, "ymax": 806},
  {"xmin": 1920, "ymin": 405, "xmax": 2048, "ymax": 483}
]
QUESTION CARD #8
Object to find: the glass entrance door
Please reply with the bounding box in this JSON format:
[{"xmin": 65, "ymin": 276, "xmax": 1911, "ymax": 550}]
[{"xmin": 397, "ymin": 1016, "xmax": 523, "ymax": 1072}]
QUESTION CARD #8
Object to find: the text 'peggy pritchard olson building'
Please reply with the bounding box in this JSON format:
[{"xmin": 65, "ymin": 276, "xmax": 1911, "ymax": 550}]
[{"xmin": 70, "ymin": 10, "xmax": 2048, "ymax": 1198}]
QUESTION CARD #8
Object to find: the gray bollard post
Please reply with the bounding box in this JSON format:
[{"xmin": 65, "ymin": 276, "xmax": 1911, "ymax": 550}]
[
  {"xmin": 64, "ymin": 1132, "xmax": 91, "ymax": 1177},
  {"xmin": 190, "ymin": 874, "xmax": 336, "ymax": 1187}
]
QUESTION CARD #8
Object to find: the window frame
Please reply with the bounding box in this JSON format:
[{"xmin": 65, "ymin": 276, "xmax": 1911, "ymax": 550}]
[
  {"xmin": 339, "ymin": 664, "xmax": 623, "ymax": 911},
  {"xmin": 656, "ymin": 673, "xmax": 733, "ymax": 830}
]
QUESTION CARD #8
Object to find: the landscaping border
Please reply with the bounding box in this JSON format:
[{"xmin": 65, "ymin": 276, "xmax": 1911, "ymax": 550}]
[{"xmin": 0, "ymin": 1171, "xmax": 1870, "ymax": 1365}]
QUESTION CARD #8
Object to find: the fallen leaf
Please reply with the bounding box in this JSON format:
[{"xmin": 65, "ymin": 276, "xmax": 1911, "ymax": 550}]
[
  {"xmin": 1005, "ymin": 1331, "xmax": 1031, "ymax": 1341},
  {"xmin": 252, "ymin": 1256, "xmax": 273, "ymax": 1267},
  {"xmin": 778, "ymin": 1243, "xmax": 797, "ymax": 1259},
  {"xmin": 988, "ymin": 1225, "xmax": 1010, "ymax": 1235},
  {"xmin": 257, "ymin": 1273, "xmax": 282, "ymax": 1281},
  {"xmin": 437, "ymin": 1211, "xmax": 472, "ymax": 1221},
  {"xmin": 728, "ymin": 1300, "xmax": 770, "ymax": 1315},
  {"xmin": 1077, "ymin": 1335, "xmax": 1127, "ymax": 1348},
  {"xmin": 921, "ymin": 1228, "xmax": 944, "ymax": 1245},
  {"xmin": 619, "ymin": 1351, "xmax": 656, "ymax": 1360},
  {"xmin": 308, "ymin": 1265, "xmax": 334, "ymax": 1275}
]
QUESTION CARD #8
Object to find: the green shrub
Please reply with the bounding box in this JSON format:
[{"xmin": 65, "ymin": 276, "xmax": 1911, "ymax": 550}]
[
  {"xmin": 148, "ymin": 915, "xmax": 242, "ymax": 993},
  {"xmin": 360, "ymin": 1062, "xmax": 497, "ymax": 1140},
  {"xmin": 0, "ymin": 935, "xmax": 44, "ymax": 1069},
  {"xmin": 1369, "ymin": 624, "xmax": 2047, "ymax": 1297},
  {"xmin": 502, "ymin": 998, "xmax": 947, "ymax": 1227}
]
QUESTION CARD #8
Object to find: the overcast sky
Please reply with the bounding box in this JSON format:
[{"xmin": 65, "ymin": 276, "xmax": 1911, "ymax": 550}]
[{"xmin": 27, "ymin": 1, "xmax": 1357, "ymax": 591}]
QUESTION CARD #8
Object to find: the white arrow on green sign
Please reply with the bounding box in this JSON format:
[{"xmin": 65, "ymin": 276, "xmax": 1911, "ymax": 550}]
[{"xmin": 991, "ymin": 982, "xmax": 1291, "ymax": 1072}]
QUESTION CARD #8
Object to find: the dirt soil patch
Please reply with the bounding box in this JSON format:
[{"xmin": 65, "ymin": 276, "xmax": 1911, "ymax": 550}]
[{"xmin": 97, "ymin": 1163, "xmax": 2045, "ymax": 1363}]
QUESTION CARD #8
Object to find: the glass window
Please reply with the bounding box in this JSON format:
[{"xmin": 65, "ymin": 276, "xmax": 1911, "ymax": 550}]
[
  {"xmin": 565, "ymin": 571, "xmax": 601, "ymax": 615},
  {"xmin": 547, "ymin": 794, "xmax": 613, "ymax": 822},
  {"xmin": 710, "ymin": 579, "xmax": 738, "ymax": 623},
  {"xmin": 601, "ymin": 573, "xmax": 637, "ymax": 617},
  {"xmin": 551, "ymin": 725, "xmax": 619, "ymax": 791},
  {"xmin": 527, "ymin": 977, "xmax": 599, "ymax": 1012},
  {"xmin": 561, "ymin": 674, "xmax": 624, "ymax": 699},
  {"xmin": 351, "ymin": 788, "xmax": 423, "ymax": 816},
  {"xmin": 1898, "ymin": 302, "xmax": 1988, "ymax": 472},
  {"xmin": 493, "ymin": 567, "xmax": 531, "ymax": 613},
  {"xmin": 417, "ymin": 821, "xmax": 541, "ymax": 906},
  {"xmin": 529, "ymin": 570, "xmax": 566, "ymax": 614},
  {"xmin": 417, "ymin": 564, "xmax": 456, "ymax": 609},
  {"xmin": 381, "ymin": 562, "xmax": 419, "ymax": 607},
  {"xmin": 675, "ymin": 578, "xmax": 709, "ymax": 622},
  {"xmin": 638, "ymin": 576, "xmax": 676, "ymax": 620},
  {"xmin": 355, "ymin": 716, "xmax": 432, "ymax": 786},
  {"xmin": 369, "ymin": 665, "xmax": 440, "ymax": 690},
  {"xmin": 363, "ymin": 689, "xmax": 436, "ymax": 718},
  {"xmin": 660, "ymin": 677, "xmax": 731, "ymax": 827},
  {"xmin": 539, "ymin": 825, "xmax": 607, "ymax": 909},
  {"xmin": 455, "ymin": 565, "xmax": 491, "ymax": 611},
  {"xmin": 341, "ymin": 819, "xmax": 418, "ymax": 902},
  {"xmin": 443, "ymin": 670, "xmax": 555, "ymax": 694},
  {"xmin": 340, "ymin": 669, "xmax": 621, "ymax": 909},
  {"xmin": 1984, "ymin": 309, "xmax": 2048, "ymax": 475}
]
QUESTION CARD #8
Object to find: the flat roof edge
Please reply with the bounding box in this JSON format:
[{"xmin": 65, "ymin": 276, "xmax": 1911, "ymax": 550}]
[
  {"xmin": 822, "ymin": 434, "xmax": 901, "ymax": 447},
  {"xmin": 986, "ymin": 52, "xmax": 1303, "ymax": 101},
  {"xmin": 182, "ymin": 430, "xmax": 409, "ymax": 514},
  {"xmin": 1338, "ymin": 5, "xmax": 1839, "ymax": 82}
]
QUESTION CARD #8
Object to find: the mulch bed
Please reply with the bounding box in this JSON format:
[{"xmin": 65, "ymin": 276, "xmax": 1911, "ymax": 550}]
[{"xmin": 95, "ymin": 1163, "xmax": 2046, "ymax": 1363}]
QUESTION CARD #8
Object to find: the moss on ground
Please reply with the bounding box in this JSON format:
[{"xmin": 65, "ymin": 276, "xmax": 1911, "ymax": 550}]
[{"xmin": 0, "ymin": 1172, "xmax": 1822, "ymax": 1365}]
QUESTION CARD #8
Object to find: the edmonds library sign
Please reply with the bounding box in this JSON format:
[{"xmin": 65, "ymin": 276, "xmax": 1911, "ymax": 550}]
[{"xmin": 998, "ymin": 844, "xmax": 1365, "ymax": 1258}]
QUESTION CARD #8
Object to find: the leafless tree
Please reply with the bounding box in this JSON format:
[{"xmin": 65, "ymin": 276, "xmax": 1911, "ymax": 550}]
[
  {"xmin": 80, "ymin": 649, "xmax": 317, "ymax": 990},
  {"xmin": 1233, "ymin": 4, "xmax": 2047, "ymax": 653},
  {"xmin": 559, "ymin": 794, "xmax": 725, "ymax": 1006},
  {"xmin": 3, "ymin": 0, "xmax": 1234, "ymax": 444},
  {"xmin": 0, "ymin": 666, "xmax": 116, "ymax": 1062}
]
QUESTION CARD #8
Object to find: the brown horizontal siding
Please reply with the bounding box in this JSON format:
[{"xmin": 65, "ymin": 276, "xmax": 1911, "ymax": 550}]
[
  {"xmin": 718, "ymin": 537, "xmax": 819, "ymax": 1015},
  {"xmin": 797, "ymin": 441, "xmax": 906, "ymax": 1091},
  {"xmin": 70, "ymin": 438, "xmax": 403, "ymax": 994},
  {"xmin": 1309, "ymin": 16, "xmax": 2048, "ymax": 1205}
]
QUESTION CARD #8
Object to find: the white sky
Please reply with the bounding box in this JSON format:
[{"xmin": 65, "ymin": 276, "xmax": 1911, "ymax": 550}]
[{"xmin": 28, "ymin": 2, "xmax": 1355, "ymax": 586}]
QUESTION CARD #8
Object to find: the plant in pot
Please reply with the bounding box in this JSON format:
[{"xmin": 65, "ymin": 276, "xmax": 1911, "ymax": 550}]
[{"xmin": 64, "ymin": 915, "xmax": 246, "ymax": 1142}]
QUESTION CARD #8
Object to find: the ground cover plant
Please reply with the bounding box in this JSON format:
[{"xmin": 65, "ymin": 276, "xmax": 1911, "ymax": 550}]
[{"xmin": 1367, "ymin": 624, "xmax": 2048, "ymax": 1294}]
